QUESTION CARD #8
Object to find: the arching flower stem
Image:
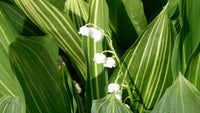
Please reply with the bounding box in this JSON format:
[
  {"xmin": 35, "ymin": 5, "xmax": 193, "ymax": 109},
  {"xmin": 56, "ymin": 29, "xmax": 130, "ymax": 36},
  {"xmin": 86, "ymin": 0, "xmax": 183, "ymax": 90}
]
[{"xmin": 103, "ymin": 33, "xmax": 134, "ymax": 106}]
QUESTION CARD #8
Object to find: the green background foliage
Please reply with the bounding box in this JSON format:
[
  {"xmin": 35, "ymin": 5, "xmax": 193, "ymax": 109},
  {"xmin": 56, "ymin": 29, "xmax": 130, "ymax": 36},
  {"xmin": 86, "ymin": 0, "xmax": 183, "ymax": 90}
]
[{"xmin": 0, "ymin": 0, "xmax": 200, "ymax": 113}]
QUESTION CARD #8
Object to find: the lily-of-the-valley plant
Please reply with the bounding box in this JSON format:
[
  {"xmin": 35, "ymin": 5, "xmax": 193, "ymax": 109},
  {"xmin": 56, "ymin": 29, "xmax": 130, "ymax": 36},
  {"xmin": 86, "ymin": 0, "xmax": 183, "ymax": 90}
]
[{"xmin": 0, "ymin": 0, "xmax": 200, "ymax": 113}]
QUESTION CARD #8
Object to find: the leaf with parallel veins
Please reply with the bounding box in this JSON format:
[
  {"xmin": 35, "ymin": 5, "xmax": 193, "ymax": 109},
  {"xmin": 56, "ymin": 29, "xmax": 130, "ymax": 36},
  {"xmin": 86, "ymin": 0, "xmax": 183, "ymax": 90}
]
[
  {"xmin": 109, "ymin": 4, "xmax": 174, "ymax": 112},
  {"xmin": 0, "ymin": 5, "xmax": 25, "ymax": 113},
  {"xmin": 82, "ymin": 0, "xmax": 109, "ymax": 111},
  {"xmin": 151, "ymin": 73, "xmax": 200, "ymax": 113},
  {"xmin": 9, "ymin": 35, "xmax": 72, "ymax": 113},
  {"xmin": 12, "ymin": 0, "xmax": 87, "ymax": 83}
]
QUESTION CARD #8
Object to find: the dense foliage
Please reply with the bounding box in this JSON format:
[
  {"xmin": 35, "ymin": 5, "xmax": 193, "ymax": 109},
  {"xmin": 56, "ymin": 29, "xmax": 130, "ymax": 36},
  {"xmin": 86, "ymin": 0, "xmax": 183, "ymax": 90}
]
[{"xmin": 0, "ymin": 0, "xmax": 200, "ymax": 113}]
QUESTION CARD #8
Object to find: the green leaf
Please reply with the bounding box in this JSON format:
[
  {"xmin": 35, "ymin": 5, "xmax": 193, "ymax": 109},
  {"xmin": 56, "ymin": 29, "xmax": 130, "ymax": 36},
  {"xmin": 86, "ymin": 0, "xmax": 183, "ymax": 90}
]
[
  {"xmin": 9, "ymin": 35, "xmax": 72, "ymax": 113},
  {"xmin": 185, "ymin": 44, "xmax": 200, "ymax": 91},
  {"xmin": 142, "ymin": 0, "xmax": 167, "ymax": 22},
  {"xmin": 91, "ymin": 94, "xmax": 133, "ymax": 113},
  {"xmin": 151, "ymin": 73, "xmax": 200, "ymax": 113},
  {"xmin": 168, "ymin": 0, "xmax": 182, "ymax": 34},
  {"xmin": 12, "ymin": 0, "xmax": 86, "ymax": 83},
  {"xmin": 172, "ymin": 0, "xmax": 200, "ymax": 79},
  {"xmin": 65, "ymin": 0, "xmax": 89, "ymax": 29},
  {"xmin": 107, "ymin": 0, "xmax": 147, "ymax": 53},
  {"xmin": 109, "ymin": 5, "xmax": 174, "ymax": 112},
  {"xmin": 0, "ymin": 96, "xmax": 21, "ymax": 113},
  {"xmin": 0, "ymin": 1, "xmax": 44, "ymax": 36},
  {"xmin": 181, "ymin": 0, "xmax": 200, "ymax": 70},
  {"xmin": 171, "ymin": 34, "xmax": 183, "ymax": 79},
  {"xmin": 82, "ymin": 0, "xmax": 109, "ymax": 111},
  {"xmin": 0, "ymin": 5, "xmax": 25, "ymax": 113},
  {"xmin": 59, "ymin": 64, "xmax": 84, "ymax": 113},
  {"xmin": 45, "ymin": 0, "xmax": 66, "ymax": 11},
  {"xmin": 121, "ymin": 0, "xmax": 147, "ymax": 34},
  {"xmin": 168, "ymin": 0, "xmax": 179, "ymax": 18}
]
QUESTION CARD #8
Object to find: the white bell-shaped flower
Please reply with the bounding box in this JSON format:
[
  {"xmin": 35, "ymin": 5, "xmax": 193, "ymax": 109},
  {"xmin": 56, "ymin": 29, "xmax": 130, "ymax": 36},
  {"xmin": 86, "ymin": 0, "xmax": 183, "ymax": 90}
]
[
  {"xmin": 108, "ymin": 83, "xmax": 120, "ymax": 93},
  {"xmin": 89, "ymin": 28, "xmax": 103, "ymax": 42},
  {"xmin": 93, "ymin": 53, "xmax": 106, "ymax": 64},
  {"xmin": 103, "ymin": 57, "xmax": 116, "ymax": 68},
  {"xmin": 115, "ymin": 90, "xmax": 122, "ymax": 101},
  {"xmin": 92, "ymin": 29, "xmax": 103, "ymax": 42},
  {"xmin": 78, "ymin": 26, "xmax": 89, "ymax": 36}
]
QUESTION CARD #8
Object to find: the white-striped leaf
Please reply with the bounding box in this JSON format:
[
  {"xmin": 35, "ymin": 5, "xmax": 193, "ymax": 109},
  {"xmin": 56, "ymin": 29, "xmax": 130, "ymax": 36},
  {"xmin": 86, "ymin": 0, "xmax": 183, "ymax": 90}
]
[
  {"xmin": 109, "ymin": 5, "xmax": 174, "ymax": 112},
  {"xmin": 12, "ymin": 0, "xmax": 87, "ymax": 82},
  {"xmin": 91, "ymin": 94, "xmax": 133, "ymax": 113},
  {"xmin": 107, "ymin": 0, "xmax": 147, "ymax": 53},
  {"xmin": 82, "ymin": 0, "xmax": 109, "ymax": 111},
  {"xmin": 151, "ymin": 73, "xmax": 200, "ymax": 113},
  {"xmin": 0, "ymin": 96, "xmax": 21, "ymax": 113},
  {"xmin": 65, "ymin": 0, "xmax": 89, "ymax": 29},
  {"xmin": 9, "ymin": 35, "xmax": 72, "ymax": 113},
  {"xmin": 0, "ymin": 5, "xmax": 25, "ymax": 113},
  {"xmin": 142, "ymin": 0, "xmax": 167, "ymax": 21},
  {"xmin": 0, "ymin": 1, "xmax": 44, "ymax": 36},
  {"xmin": 45, "ymin": 0, "xmax": 66, "ymax": 11}
]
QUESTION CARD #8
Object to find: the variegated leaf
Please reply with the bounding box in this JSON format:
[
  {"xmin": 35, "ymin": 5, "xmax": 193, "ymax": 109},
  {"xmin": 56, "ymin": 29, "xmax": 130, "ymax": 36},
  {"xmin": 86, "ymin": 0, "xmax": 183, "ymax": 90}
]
[
  {"xmin": 9, "ymin": 35, "xmax": 72, "ymax": 113},
  {"xmin": 109, "ymin": 5, "xmax": 174, "ymax": 112},
  {"xmin": 65, "ymin": 0, "xmax": 89, "ymax": 29},
  {"xmin": 91, "ymin": 94, "xmax": 133, "ymax": 113},
  {"xmin": 0, "ymin": 5, "xmax": 25, "ymax": 113},
  {"xmin": 0, "ymin": 1, "xmax": 44, "ymax": 36},
  {"xmin": 82, "ymin": 0, "xmax": 109, "ymax": 111},
  {"xmin": 12, "ymin": 0, "xmax": 86, "ymax": 83}
]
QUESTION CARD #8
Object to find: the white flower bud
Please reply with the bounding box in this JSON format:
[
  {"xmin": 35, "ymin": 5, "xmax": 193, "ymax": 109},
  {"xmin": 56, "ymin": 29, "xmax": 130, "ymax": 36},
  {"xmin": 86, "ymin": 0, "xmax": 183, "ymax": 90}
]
[
  {"xmin": 108, "ymin": 83, "xmax": 120, "ymax": 93},
  {"xmin": 93, "ymin": 53, "xmax": 106, "ymax": 64},
  {"xmin": 103, "ymin": 57, "xmax": 116, "ymax": 68},
  {"xmin": 78, "ymin": 26, "xmax": 89, "ymax": 36}
]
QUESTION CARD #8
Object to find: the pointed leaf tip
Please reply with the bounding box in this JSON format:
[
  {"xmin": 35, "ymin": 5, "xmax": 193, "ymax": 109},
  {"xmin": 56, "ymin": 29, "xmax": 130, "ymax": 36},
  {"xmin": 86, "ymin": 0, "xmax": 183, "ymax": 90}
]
[{"xmin": 151, "ymin": 73, "xmax": 200, "ymax": 113}]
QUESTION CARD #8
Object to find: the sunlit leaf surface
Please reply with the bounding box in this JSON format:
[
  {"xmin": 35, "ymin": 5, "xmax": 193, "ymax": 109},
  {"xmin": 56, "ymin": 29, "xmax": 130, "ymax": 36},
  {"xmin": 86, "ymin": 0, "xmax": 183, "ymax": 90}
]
[
  {"xmin": 151, "ymin": 73, "xmax": 200, "ymax": 113},
  {"xmin": 91, "ymin": 94, "xmax": 133, "ymax": 113},
  {"xmin": 110, "ymin": 5, "xmax": 174, "ymax": 112},
  {"xmin": 12, "ymin": 0, "xmax": 87, "ymax": 82}
]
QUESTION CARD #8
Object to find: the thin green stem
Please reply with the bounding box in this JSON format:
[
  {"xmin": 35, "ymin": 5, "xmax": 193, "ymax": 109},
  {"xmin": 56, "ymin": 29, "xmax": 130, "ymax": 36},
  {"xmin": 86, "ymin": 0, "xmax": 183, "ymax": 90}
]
[
  {"xmin": 104, "ymin": 34, "xmax": 134, "ymax": 106},
  {"xmin": 85, "ymin": 23, "xmax": 105, "ymax": 33}
]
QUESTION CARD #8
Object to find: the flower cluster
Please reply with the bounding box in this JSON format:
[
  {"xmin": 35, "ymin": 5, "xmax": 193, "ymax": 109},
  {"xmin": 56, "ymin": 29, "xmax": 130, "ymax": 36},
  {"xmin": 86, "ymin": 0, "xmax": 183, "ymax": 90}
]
[
  {"xmin": 93, "ymin": 53, "xmax": 116, "ymax": 68},
  {"xmin": 78, "ymin": 26, "xmax": 103, "ymax": 42},
  {"xmin": 79, "ymin": 24, "xmax": 116, "ymax": 68},
  {"xmin": 79, "ymin": 24, "xmax": 129, "ymax": 107},
  {"xmin": 108, "ymin": 83, "xmax": 122, "ymax": 101}
]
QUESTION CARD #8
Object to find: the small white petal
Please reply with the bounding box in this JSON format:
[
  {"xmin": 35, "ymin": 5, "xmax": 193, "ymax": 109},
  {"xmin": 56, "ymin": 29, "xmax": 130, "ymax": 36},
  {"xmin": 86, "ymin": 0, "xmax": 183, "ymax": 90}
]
[
  {"xmin": 104, "ymin": 57, "xmax": 116, "ymax": 68},
  {"xmin": 115, "ymin": 93, "xmax": 122, "ymax": 101},
  {"xmin": 125, "ymin": 104, "xmax": 130, "ymax": 108},
  {"xmin": 93, "ymin": 53, "xmax": 106, "ymax": 64},
  {"xmin": 78, "ymin": 26, "xmax": 89, "ymax": 36},
  {"xmin": 108, "ymin": 83, "xmax": 120, "ymax": 93},
  {"xmin": 93, "ymin": 30, "xmax": 103, "ymax": 42},
  {"xmin": 89, "ymin": 28, "xmax": 96, "ymax": 38},
  {"xmin": 88, "ymin": 28, "xmax": 103, "ymax": 42}
]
